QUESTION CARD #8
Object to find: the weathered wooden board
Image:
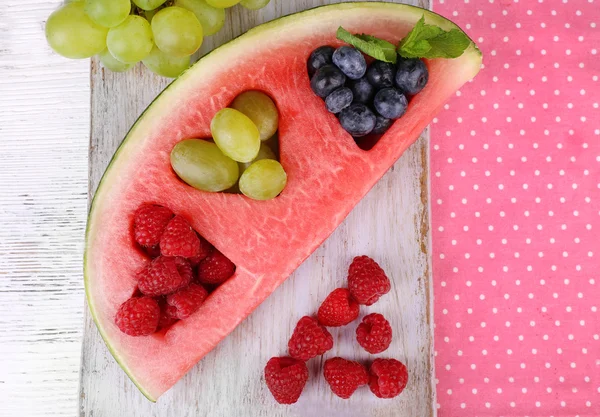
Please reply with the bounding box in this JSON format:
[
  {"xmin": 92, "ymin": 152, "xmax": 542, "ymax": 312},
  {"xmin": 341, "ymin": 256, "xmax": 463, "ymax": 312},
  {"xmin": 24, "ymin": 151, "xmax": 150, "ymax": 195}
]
[
  {"xmin": 0, "ymin": 1, "xmax": 91, "ymax": 416},
  {"xmin": 80, "ymin": 1, "xmax": 433, "ymax": 416}
]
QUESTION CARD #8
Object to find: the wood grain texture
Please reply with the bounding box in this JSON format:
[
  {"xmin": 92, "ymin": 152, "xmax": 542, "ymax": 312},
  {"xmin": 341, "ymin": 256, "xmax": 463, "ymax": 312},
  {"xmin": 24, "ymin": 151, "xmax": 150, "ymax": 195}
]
[
  {"xmin": 0, "ymin": 1, "xmax": 91, "ymax": 416},
  {"xmin": 80, "ymin": 1, "xmax": 433, "ymax": 416}
]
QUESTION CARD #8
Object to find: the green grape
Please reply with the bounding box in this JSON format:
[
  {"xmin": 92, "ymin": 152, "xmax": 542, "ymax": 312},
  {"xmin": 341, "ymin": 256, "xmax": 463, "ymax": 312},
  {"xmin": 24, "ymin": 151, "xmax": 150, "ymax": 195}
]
[
  {"xmin": 171, "ymin": 139, "xmax": 239, "ymax": 192},
  {"xmin": 210, "ymin": 108, "xmax": 260, "ymax": 163},
  {"xmin": 239, "ymin": 159, "xmax": 287, "ymax": 200},
  {"xmin": 174, "ymin": 0, "xmax": 225, "ymax": 36},
  {"xmin": 231, "ymin": 91, "xmax": 278, "ymax": 141},
  {"xmin": 84, "ymin": 0, "xmax": 130, "ymax": 28},
  {"xmin": 107, "ymin": 15, "xmax": 153, "ymax": 64},
  {"xmin": 132, "ymin": 0, "xmax": 167, "ymax": 10},
  {"xmin": 228, "ymin": 143, "xmax": 275, "ymax": 194},
  {"xmin": 99, "ymin": 49, "xmax": 133, "ymax": 72},
  {"xmin": 205, "ymin": 0, "xmax": 240, "ymax": 8},
  {"xmin": 240, "ymin": 0, "xmax": 270, "ymax": 10},
  {"xmin": 142, "ymin": 46, "xmax": 190, "ymax": 78},
  {"xmin": 45, "ymin": 2, "xmax": 108, "ymax": 59},
  {"xmin": 152, "ymin": 7, "xmax": 204, "ymax": 57},
  {"xmin": 238, "ymin": 143, "xmax": 276, "ymax": 175}
]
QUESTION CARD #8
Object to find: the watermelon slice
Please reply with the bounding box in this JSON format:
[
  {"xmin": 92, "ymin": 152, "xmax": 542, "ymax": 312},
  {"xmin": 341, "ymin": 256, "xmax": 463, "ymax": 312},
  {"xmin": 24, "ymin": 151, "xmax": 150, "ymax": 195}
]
[{"xmin": 85, "ymin": 2, "xmax": 481, "ymax": 401}]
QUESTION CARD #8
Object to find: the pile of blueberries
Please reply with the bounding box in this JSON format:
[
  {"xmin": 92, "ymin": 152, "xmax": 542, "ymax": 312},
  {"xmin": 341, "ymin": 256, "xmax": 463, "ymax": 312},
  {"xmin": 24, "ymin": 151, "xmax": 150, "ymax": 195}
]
[{"xmin": 308, "ymin": 45, "xmax": 429, "ymax": 138}]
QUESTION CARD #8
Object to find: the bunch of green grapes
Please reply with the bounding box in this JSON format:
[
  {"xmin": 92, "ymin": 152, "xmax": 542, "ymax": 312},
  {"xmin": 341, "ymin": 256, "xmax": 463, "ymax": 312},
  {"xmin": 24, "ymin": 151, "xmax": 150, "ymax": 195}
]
[
  {"xmin": 171, "ymin": 91, "xmax": 287, "ymax": 200},
  {"xmin": 45, "ymin": 0, "xmax": 271, "ymax": 78}
]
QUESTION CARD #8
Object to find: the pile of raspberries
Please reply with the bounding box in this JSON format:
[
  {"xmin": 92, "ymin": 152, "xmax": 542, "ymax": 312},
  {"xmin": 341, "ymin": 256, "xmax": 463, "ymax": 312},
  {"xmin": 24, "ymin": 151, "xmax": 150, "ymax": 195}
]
[
  {"xmin": 264, "ymin": 256, "xmax": 408, "ymax": 404},
  {"xmin": 114, "ymin": 204, "xmax": 236, "ymax": 336}
]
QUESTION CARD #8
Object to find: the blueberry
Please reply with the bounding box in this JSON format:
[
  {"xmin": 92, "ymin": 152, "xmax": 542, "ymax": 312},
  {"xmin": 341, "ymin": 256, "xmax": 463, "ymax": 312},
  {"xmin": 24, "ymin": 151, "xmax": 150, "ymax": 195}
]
[
  {"xmin": 338, "ymin": 103, "xmax": 376, "ymax": 137},
  {"xmin": 348, "ymin": 77, "xmax": 375, "ymax": 105},
  {"xmin": 325, "ymin": 87, "xmax": 353, "ymax": 114},
  {"xmin": 332, "ymin": 46, "xmax": 367, "ymax": 80},
  {"xmin": 373, "ymin": 115, "xmax": 392, "ymax": 135},
  {"xmin": 395, "ymin": 57, "xmax": 429, "ymax": 95},
  {"xmin": 307, "ymin": 46, "xmax": 335, "ymax": 77},
  {"xmin": 366, "ymin": 61, "xmax": 396, "ymax": 89},
  {"xmin": 310, "ymin": 64, "xmax": 346, "ymax": 98},
  {"xmin": 373, "ymin": 88, "xmax": 408, "ymax": 119}
]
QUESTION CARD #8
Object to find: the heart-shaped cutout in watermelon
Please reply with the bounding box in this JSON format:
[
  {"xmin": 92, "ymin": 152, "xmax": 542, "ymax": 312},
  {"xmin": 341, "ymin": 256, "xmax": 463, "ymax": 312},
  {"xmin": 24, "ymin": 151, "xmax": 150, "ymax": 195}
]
[{"xmin": 85, "ymin": 2, "xmax": 481, "ymax": 401}]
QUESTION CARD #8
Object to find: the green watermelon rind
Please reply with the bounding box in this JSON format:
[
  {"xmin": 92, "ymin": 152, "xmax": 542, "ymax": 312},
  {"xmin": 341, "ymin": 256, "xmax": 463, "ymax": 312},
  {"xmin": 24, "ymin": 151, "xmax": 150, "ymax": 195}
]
[{"xmin": 84, "ymin": 2, "xmax": 480, "ymax": 402}]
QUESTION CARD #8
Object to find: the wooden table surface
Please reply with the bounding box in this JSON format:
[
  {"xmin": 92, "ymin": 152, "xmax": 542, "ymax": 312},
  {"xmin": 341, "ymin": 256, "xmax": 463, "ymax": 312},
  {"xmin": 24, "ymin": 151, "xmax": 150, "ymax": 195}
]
[
  {"xmin": 1, "ymin": 1, "xmax": 433, "ymax": 416},
  {"xmin": 1, "ymin": 1, "xmax": 90, "ymax": 416}
]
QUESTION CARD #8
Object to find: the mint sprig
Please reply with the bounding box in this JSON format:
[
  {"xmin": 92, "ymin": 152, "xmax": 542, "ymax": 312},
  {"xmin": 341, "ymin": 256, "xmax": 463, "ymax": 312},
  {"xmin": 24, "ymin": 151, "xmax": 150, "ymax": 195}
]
[
  {"xmin": 397, "ymin": 16, "xmax": 471, "ymax": 59},
  {"xmin": 336, "ymin": 16, "xmax": 471, "ymax": 62},
  {"xmin": 336, "ymin": 27, "xmax": 397, "ymax": 64}
]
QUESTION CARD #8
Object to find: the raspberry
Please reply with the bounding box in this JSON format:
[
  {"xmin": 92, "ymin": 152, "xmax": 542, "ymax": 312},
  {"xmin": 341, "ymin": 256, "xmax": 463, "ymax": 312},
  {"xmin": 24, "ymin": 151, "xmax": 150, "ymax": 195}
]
[
  {"xmin": 166, "ymin": 283, "xmax": 208, "ymax": 319},
  {"xmin": 347, "ymin": 256, "xmax": 391, "ymax": 305},
  {"xmin": 174, "ymin": 257, "xmax": 194, "ymax": 285},
  {"xmin": 115, "ymin": 297, "xmax": 160, "ymax": 336},
  {"xmin": 317, "ymin": 288, "xmax": 360, "ymax": 327},
  {"xmin": 368, "ymin": 358, "xmax": 408, "ymax": 399},
  {"xmin": 158, "ymin": 311, "xmax": 178, "ymax": 331},
  {"xmin": 264, "ymin": 357, "xmax": 308, "ymax": 404},
  {"xmin": 196, "ymin": 249, "xmax": 235, "ymax": 285},
  {"xmin": 323, "ymin": 357, "xmax": 369, "ymax": 399},
  {"xmin": 160, "ymin": 215, "xmax": 201, "ymax": 258},
  {"xmin": 157, "ymin": 298, "xmax": 179, "ymax": 330},
  {"xmin": 188, "ymin": 236, "xmax": 213, "ymax": 266},
  {"xmin": 137, "ymin": 256, "xmax": 192, "ymax": 297},
  {"xmin": 356, "ymin": 313, "xmax": 392, "ymax": 354},
  {"xmin": 288, "ymin": 316, "xmax": 333, "ymax": 361},
  {"xmin": 133, "ymin": 204, "xmax": 173, "ymax": 248}
]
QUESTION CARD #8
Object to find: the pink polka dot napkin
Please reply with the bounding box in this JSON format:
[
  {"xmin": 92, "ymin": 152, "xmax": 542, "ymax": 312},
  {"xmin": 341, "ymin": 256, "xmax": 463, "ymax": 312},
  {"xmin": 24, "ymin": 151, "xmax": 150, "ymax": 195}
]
[{"xmin": 431, "ymin": 0, "xmax": 599, "ymax": 415}]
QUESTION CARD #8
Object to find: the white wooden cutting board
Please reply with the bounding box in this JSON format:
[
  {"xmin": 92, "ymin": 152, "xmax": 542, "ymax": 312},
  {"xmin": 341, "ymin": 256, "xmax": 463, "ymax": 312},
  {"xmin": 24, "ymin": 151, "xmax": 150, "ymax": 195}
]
[{"xmin": 80, "ymin": 0, "xmax": 433, "ymax": 415}]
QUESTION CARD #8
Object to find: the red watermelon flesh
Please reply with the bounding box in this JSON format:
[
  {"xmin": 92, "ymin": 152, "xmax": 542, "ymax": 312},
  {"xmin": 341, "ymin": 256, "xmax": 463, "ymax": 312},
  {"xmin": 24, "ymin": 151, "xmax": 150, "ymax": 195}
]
[{"xmin": 85, "ymin": 2, "xmax": 482, "ymax": 401}]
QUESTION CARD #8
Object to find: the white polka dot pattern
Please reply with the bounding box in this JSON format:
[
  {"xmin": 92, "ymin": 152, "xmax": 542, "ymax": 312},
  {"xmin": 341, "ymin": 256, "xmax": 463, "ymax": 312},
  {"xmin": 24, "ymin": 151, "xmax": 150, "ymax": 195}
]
[{"xmin": 432, "ymin": 0, "xmax": 599, "ymax": 414}]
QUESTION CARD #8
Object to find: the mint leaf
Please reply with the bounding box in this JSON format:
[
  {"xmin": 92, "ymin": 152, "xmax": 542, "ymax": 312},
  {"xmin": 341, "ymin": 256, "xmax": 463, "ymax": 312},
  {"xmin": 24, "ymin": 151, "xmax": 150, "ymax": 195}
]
[
  {"xmin": 425, "ymin": 29, "xmax": 472, "ymax": 58},
  {"xmin": 336, "ymin": 27, "xmax": 397, "ymax": 63},
  {"xmin": 398, "ymin": 16, "xmax": 443, "ymax": 52},
  {"xmin": 398, "ymin": 15, "xmax": 471, "ymax": 59},
  {"xmin": 400, "ymin": 40, "xmax": 433, "ymax": 58},
  {"xmin": 354, "ymin": 34, "xmax": 398, "ymax": 62}
]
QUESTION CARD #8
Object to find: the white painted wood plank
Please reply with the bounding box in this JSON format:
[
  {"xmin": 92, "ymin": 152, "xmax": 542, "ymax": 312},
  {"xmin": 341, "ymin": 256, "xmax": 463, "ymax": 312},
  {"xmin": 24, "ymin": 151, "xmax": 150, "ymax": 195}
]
[
  {"xmin": 80, "ymin": 1, "xmax": 433, "ymax": 416},
  {"xmin": 0, "ymin": 1, "xmax": 90, "ymax": 416}
]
